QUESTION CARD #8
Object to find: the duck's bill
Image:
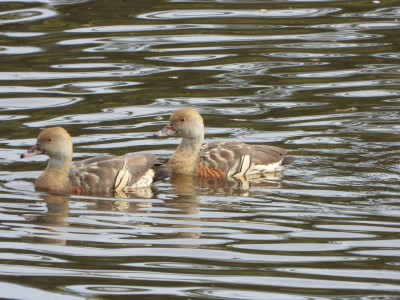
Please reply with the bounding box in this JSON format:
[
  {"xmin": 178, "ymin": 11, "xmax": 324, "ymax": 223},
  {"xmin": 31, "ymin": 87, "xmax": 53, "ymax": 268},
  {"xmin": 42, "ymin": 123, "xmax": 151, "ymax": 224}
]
[
  {"xmin": 153, "ymin": 124, "xmax": 178, "ymax": 137},
  {"xmin": 20, "ymin": 145, "xmax": 44, "ymax": 159}
]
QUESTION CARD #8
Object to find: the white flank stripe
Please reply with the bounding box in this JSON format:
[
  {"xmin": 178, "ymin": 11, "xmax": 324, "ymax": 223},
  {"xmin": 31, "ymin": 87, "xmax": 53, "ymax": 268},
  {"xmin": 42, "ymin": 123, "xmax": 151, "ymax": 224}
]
[
  {"xmin": 114, "ymin": 158, "xmax": 132, "ymax": 191},
  {"xmin": 232, "ymin": 155, "xmax": 252, "ymax": 178},
  {"xmin": 227, "ymin": 160, "xmax": 239, "ymax": 178},
  {"xmin": 227, "ymin": 158, "xmax": 284, "ymax": 178}
]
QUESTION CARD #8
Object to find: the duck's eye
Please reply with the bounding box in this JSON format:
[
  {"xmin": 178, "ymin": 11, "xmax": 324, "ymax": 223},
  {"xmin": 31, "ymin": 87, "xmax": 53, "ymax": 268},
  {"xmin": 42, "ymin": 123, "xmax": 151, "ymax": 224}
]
[
  {"xmin": 180, "ymin": 118, "xmax": 185, "ymax": 122},
  {"xmin": 47, "ymin": 138, "xmax": 52, "ymax": 142}
]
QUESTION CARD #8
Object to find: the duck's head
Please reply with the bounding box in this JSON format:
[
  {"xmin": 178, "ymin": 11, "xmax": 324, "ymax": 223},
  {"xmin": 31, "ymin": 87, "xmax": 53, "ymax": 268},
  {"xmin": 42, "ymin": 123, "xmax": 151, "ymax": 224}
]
[
  {"xmin": 154, "ymin": 108, "xmax": 204, "ymax": 139},
  {"xmin": 21, "ymin": 127, "xmax": 73, "ymax": 160}
]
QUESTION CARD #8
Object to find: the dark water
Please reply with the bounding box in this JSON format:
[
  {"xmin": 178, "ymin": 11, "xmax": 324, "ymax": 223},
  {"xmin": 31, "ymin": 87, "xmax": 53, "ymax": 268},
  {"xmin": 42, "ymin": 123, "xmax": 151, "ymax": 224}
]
[{"xmin": 0, "ymin": 0, "xmax": 399, "ymax": 299}]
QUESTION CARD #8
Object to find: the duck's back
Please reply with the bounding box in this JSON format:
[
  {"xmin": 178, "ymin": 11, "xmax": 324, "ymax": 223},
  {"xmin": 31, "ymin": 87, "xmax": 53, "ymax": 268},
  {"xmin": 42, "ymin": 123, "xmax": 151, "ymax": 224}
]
[
  {"xmin": 198, "ymin": 142, "xmax": 288, "ymax": 179},
  {"xmin": 70, "ymin": 154, "xmax": 157, "ymax": 194}
]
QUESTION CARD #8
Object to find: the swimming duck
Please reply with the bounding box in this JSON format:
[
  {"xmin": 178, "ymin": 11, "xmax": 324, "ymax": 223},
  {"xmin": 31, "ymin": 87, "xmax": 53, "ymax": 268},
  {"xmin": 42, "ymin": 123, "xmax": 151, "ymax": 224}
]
[
  {"xmin": 154, "ymin": 108, "xmax": 294, "ymax": 179},
  {"xmin": 21, "ymin": 127, "xmax": 166, "ymax": 195}
]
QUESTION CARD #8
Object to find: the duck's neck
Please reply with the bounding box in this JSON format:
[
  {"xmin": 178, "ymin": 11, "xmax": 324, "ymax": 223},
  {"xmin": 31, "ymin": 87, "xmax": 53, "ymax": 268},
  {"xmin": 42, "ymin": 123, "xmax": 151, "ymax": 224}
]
[
  {"xmin": 35, "ymin": 153, "xmax": 72, "ymax": 193},
  {"xmin": 168, "ymin": 134, "xmax": 204, "ymax": 176}
]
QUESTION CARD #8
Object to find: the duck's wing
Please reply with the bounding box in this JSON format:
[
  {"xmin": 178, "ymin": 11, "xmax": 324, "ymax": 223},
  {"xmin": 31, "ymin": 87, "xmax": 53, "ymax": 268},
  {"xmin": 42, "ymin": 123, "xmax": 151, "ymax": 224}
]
[
  {"xmin": 70, "ymin": 154, "xmax": 157, "ymax": 193},
  {"xmin": 198, "ymin": 142, "xmax": 288, "ymax": 179}
]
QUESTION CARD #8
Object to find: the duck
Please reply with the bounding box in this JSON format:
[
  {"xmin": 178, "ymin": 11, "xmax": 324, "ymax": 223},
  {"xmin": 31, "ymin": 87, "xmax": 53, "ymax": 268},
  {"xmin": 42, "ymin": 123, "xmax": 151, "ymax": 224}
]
[
  {"xmin": 154, "ymin": 108, "xmax": 294, "ymax": 180},
  {"xmin": 21, "ymin": 127, "xmax": 168, "ymax": 195}
]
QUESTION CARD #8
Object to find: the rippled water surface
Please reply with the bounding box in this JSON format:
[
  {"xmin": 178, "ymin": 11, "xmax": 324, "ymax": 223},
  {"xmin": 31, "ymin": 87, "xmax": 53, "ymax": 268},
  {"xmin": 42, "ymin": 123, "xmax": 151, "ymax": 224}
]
[{"xmin": 0, "ymin": 0, "xmax": 399, "ymax": 299}]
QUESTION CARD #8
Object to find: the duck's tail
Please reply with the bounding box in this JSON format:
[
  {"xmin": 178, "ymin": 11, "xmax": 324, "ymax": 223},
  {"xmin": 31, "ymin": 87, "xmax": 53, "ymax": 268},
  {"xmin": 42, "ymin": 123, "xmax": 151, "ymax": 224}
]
[{"xmin": 283, "ymin": 156, "xmax": 296, "ymax": 165}]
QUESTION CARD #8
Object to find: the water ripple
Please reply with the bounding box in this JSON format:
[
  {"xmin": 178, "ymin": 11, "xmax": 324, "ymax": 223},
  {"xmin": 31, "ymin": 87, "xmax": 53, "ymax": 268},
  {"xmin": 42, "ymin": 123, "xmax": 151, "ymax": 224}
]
[
  {"xmin": 0, "ymin": 97, "xmax": 81, "ymax": 111},
  {"xmin": 58, "ymin": 31, "xmax": 379, "ymax": 53},
  {"xmin": 65, "ymin": 24, "xmax": 227, "ymax": 33},
  {"xmin": 0, "ymin": 8, "xmax": 57, "ymax": 25},
  {"xmin": 138, "ymin": 8, "xmax": 342, "ymax": 20},
  {"xmin": 341, "ymin": 7, "xmax": 400, "ymax": 18},
  {"xmin": 0, "ymin": 46, "xmax": 42, "ymax": 55},
  {"xmin": 0, "ymin": 67, "xmax": 174, "ymax": 81}
]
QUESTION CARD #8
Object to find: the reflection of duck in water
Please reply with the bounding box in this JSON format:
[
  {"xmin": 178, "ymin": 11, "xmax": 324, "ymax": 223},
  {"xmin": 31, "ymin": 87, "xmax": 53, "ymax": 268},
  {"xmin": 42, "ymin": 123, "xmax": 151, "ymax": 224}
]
[
  {"xmin": 21, "ymin": 127, "xmax": 168, "ymax": 196},
  {"xmin": 23, "ymin": 193, "xmax": 70, "ymax": 245},
  {"xmin": 171, "ymin": 172, "xmax": 283, "ymax": 200},
  {"xmin": 154, "ymin": 108, "xmax": 294, "ymax": 185}
]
